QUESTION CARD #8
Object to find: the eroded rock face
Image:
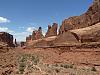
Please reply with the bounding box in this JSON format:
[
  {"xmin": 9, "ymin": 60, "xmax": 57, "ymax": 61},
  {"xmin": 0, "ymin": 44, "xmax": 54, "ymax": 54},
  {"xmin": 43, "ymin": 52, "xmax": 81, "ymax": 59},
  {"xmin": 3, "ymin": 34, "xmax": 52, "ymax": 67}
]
[
  {"xmin": 20, "ymin": 42, "xmax": 26, "ymax": 47},
  {"xmin": 54, "ymin": 31, "xmax": 79, "ymax": 44},
  {"xmin": 70, "ymin": 22, "xmax": 100, "ymax": 43},
  {"xmin": 0, "ymin": 32, "xmax": 14, "ymax": 47},
  {"xmin": 26, "ymin": 35, "xmax": 32, "ymax": 42},
  {"xmin": 45, "ymin": 23, "xmax": 58, "ymax": 37},
  {"xmin": 26, "ymin": 27, "xmax": 44, "ymax": 42},
  {"xmin": 59, "ymin": 0, "xmax": 100, "ymax": 34},
  {"xmin": 34, "ymin": 27, "xmax": 44, "ymax": 40}
]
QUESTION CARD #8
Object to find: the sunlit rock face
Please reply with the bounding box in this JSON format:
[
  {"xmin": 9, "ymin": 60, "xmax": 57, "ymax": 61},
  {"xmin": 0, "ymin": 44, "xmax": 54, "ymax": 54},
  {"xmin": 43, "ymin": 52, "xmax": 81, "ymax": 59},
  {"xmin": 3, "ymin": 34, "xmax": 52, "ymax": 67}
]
[
  {"xmin": 45, "ymin": 23, "xmax": 58, "ymax": 37},
  {"xmin": 59, "ymin": 0, "xmax": 100, "ymax": 34},
  {"xmin": 26, "ymin": 27, "xmax": 44, "ymax": 43},
  {"xmin": 31, "ymin": 27, "xmax": 44, "ymax": 40}
]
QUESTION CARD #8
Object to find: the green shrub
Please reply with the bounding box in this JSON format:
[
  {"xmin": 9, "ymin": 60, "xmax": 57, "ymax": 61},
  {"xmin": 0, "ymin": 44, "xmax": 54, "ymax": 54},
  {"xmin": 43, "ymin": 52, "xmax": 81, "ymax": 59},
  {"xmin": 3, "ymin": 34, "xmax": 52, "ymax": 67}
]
[
  {"xmin": 91, "ymin": 67, "xmax": 96, "ymax": 71},
  {"xmin": 31, "ymin": 56, "xmax": 39, "ymax": 65},
  {"xmin": 54, "ymin": 64, "xmax": 58, "ymax": 67},
  {"xmin": 63, "ymin": 64, "xmax": 69, "ymax": 69},
  {"xmin": 19, "ymin": 67, "xmax": 25, "ymax": 74},
  {"xmin": 60, "ymin": 64, "xmax": 64, "ymax": 67},
  {"xmin": 55, "ymin": 69, "xmax": 60, "ymax": 73},
  {"xmin": 69, "ymin": 64, "xmax": 73, "ymax": 68},
  {"xmin": 19, "ymin": 63, "xmax": 26, "ymax": 67},
  {"xmin": 19, "ymin": 63, "xmax": 26, "ymax": 74},
  {"xmin": 20, "ymin": 57, "xmax": 27, "ymax": 62}
]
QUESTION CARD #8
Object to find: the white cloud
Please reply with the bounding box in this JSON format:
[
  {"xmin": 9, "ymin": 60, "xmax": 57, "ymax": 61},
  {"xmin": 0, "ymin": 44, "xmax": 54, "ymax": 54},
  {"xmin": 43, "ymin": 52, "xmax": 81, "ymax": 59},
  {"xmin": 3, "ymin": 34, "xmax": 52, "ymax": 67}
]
[
  {"xmin": 14, "ymin": 26, "xmax": 40, "ymax": 41},
  {"xmin": 0, "ymin": 27, "xmax": 14, "ymax": 33},
  {"xmin": 0, "ymin": 26, "xmax": 47, "ymax": 42},
  {"xmin": 26, "ymin": 27, "xmax": 36, "ymax": 32},
  {"xmin": 0, "ymin": 17, "xmax": 10, "ymax": 23},
  {"xmin": 13, "ymin": 32, "xmax": 31, "ymax": 42}
]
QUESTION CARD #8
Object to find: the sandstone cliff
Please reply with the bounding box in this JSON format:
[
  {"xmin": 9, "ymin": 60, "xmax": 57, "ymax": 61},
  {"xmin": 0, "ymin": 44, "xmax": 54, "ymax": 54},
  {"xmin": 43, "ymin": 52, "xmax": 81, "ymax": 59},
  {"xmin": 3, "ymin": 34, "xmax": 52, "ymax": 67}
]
[{"xmin": 59, "ymin": 0, "xmax": 100, "ymax": 34}]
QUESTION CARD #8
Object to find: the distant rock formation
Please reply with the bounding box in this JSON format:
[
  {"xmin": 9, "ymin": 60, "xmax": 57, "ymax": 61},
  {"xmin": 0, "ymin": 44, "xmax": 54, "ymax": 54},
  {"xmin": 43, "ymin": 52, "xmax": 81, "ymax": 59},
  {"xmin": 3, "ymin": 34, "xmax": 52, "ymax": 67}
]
[
  {"xmin": 34, "ymin": 27, "xmax": 44, "ymax": 40},
  {"xmin": 20, "ymin": 42, "xmax": 26, "ymax": 47},
  {"xmin": 45, "ymin": 23, "xmax": 58, "ymax": 37},
  {"xmin": 14, "ymin": 39, "xmax": 18, "ymax": 47},
  {"xmin": 59, "ymin": 0, "xmax": 100, "ymax": 34},
  {"xmin": 26, "ymin": 27, "xmax": 44, "ymax": 42},
  {"xmin": 0, "ymin": 32, "xmax": 14, "ymax": 47},
  {"xmin": 26, "ymin": 35, "xmax": 32, "ymax": 42}
]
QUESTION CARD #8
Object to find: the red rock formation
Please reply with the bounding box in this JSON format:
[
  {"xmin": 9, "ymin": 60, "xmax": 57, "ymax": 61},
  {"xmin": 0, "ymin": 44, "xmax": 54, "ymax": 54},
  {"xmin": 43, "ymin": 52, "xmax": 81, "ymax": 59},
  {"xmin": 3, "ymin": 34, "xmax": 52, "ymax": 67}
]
[
  {"xmin": 45, "ymin": 23, "xmax": 58, "ymax": 37},
  {"xmin": 59, "ymin": 0, "xmax": 100, "ymax": 34},
  {"xmin": 32, "ymin": 31, "xmax": 36, "ymax": 40},
  {"xmin": 26, "ymin": 35, "xmax": 32, "ymax": 42},
  {"xmin": 26, "ymin": 27, "xmax": 44, "ymax": 42},
  {"xmin": 34, "ymin": 27, "xmax": 44, "ymax": 40},
  {"xmin": 0, "ymin": 32, "xmax": 14, "ymax": 47},
  {"xmin": 32, "ymin": 27, "xmax": 44, "ymax": 40},
  {"xmin": 54, "ymin": 31, "xmax": 79, "ymax": 44},
  {"xmin": 20, "ymin": 42, "xmax": 26, "ymax": 47},
  {"xmin": 70, "ymin": 22, "xmax": 100, "ymax": 43},
  {"xmin": 14, "ymin": 39, "xmax": 18, "ymax": 47}
]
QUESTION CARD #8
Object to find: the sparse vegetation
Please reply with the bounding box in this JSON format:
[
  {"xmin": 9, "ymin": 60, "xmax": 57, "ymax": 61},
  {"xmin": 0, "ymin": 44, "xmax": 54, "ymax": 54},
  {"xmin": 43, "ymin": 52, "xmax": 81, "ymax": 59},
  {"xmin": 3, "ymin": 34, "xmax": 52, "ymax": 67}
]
[
  {"xmin": 32, "ymin": 56, "xmax": 39, "ymax": 65},
  {"xmin": 63, "ymin": 64, "xmax": 69, "ymax": 68},
  {"xmin": 61, "ymin": 64, "xmax": 74, "ymax": 69},
  {"xmin": 54, "ymin": 64, "xmax": 59, "ymax": 67},
  {"xmin": 55, "ymin": 68, "xmax": 60, "ymax": 73},
  {"xmin": 70, "ymin": 73, "xmax": 76, "ymax": 75},
  {"xmin": 69, "ymin": 64, "xmax": 73, "ymax": 68},
  {"xmin": 91, "ymin": 66, "xmax": 96, "ymax": 71},
  {"xmin": 18, "ymin": 54, "xmax": 40, "ymax": 74},
  {"xmin": 19, "ymin": 63, "xmax": 26, "ymax": 74}
]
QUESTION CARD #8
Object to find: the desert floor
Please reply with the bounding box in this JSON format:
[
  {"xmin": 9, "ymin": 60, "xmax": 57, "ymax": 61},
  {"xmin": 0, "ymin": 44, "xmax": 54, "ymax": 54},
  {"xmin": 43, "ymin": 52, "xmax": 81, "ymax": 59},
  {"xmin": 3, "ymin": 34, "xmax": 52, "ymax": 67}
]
[{"xmin": 0, "ymin": 47, "xmax": 100, "ymax": 75}]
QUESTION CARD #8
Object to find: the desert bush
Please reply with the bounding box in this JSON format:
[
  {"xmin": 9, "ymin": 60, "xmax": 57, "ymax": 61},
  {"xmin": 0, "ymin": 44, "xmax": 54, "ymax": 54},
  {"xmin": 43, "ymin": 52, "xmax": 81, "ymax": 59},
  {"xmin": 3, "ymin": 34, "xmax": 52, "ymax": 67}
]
[
  {"xmin": 60, "ymin": 64, "xmax": 74, "ymax": 69},
  {"xmin": 31, "ymin": 55, "xmax": 39, "ymax": 65},
  {"xmin": 63, "ymin": 64, "xmax": 69, "ymax": 69},
  {"xmin": 20, "ymin": 56, "xmax": 27, "ymax": 62},
  {"xmin": 69, "ymin": 64, "xmax": 73, "ymax": 68},
  {"xmin": 91, "ymin": 66, "xmax": 96, "ymax": 71},
  {"xmin": 19, "ymin": 63, "xmax": 26, "ymax": 74},
  {"xmin": 60, "ymin": 64, "xmax": 64, "ymax": 67},
  {"xmin": 54, "ymin": 64, "xmax": 59, "ymax": 67},
  {"xmin": 55, "ymin": 68, "xmax": 60, "ymax": 73},
  {"xmin": 18, "ymin": 54, "xmax": 40, "ymax": 74},
  {"xmin": 70, "ymin": 73, "xmax": 75, "ymax": 75}
]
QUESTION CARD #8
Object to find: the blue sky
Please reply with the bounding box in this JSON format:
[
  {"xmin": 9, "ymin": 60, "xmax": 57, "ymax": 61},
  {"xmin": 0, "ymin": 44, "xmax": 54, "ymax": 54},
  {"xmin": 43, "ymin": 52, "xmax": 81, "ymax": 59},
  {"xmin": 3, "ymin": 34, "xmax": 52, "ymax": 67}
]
[{"xmin": 0, "ymin": 0, "xmax": 93, "ymax": 41}]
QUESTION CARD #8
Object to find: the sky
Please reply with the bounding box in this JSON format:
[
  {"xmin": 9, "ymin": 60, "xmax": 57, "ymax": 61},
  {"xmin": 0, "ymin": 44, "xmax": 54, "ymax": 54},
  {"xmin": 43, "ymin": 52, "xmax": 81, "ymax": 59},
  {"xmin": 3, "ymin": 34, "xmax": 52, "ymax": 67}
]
[{"xmin": 0, "ymin": 0, "xmax": 93, "ymax": 41}]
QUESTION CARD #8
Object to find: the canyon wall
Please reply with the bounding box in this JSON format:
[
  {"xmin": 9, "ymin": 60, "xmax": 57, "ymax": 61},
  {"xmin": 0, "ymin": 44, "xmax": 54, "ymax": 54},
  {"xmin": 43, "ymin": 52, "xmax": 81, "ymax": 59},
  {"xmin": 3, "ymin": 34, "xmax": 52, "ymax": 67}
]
[{"xmin": 59, "ymin": 0, "xmax": 100, "ymax": 34}]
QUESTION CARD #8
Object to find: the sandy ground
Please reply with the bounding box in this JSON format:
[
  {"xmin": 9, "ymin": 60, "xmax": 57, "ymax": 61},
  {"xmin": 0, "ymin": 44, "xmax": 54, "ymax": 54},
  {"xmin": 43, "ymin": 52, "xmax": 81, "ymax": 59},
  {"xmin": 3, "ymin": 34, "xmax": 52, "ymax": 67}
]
[{"xmin": 0, "ymin": 47, "xmax": 100, "ymax": 75}]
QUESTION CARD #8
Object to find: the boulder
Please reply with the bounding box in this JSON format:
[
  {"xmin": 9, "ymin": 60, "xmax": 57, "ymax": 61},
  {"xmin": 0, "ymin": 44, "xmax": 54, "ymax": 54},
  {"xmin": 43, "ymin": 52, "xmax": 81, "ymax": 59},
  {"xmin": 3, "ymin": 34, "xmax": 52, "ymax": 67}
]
[{"xmin": 59, "ymin": 0, "xmax": 100, "ymax": 34}]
